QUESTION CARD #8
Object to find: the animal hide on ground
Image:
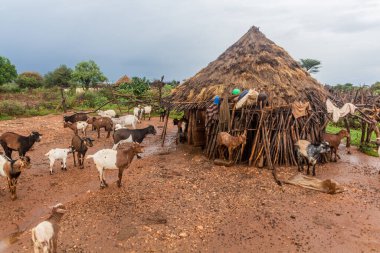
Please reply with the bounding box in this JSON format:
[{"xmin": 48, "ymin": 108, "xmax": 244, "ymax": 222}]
[{"xmin": 284, "ymin": 174, "xmax": 345, "ymax": 194}]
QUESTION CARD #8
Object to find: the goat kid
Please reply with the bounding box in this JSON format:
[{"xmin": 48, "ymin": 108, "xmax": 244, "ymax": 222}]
[
  {"xmin": 0, "ymin": 155, "xmax": 31, "ymax": 200},
  {"xmin": 63, "ymin": 121, "xmax": 88, "ymax": 136},
  {"xmin": 322, "ymin": 129, "xmax": 350, "ymax": 162},
  {"xmin": 87, "ymin": 143, "xmax": 144, "ymax": 188},
  {"xmin": 97, "ymin": 109, "xmax": 116, "ymax": 118},
  {"xmin": 71, "ymin": 135, "xmax": 94, "ymax": 169},
  {"xmin": 45, "ymin": 148, "xmax": 73, "ymax": 174},
  {"xmin": 31, "ymin": 203, "xmax": 67, "ymax": 253},
  {"xmin": 216, "ymin": 130, "xmax": 247, "ymax": 161}
]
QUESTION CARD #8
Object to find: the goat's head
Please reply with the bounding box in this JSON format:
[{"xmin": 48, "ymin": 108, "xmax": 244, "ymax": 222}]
[
  {"xmin": 318, "ymin": 141, "xmax": 331, "ymax": 153},
  {"xmin": 30, "ymin": 132, "xmax": 42, "ymax": 142},
  {"xmin": 63, "ymin": 121, "xmax": 71, "ymax": 128},
  {"xmin": 132, "ymin": 142, "xmax": 145, "ymax": 154},
  {"xmin": 83, "ymin": 138, "xmax": 94, "ymax": 147},
  {"xmin": 339, "ymin": 129, "xmax": 350, "ymax": 139},
  {"xmin": 240, "ymin": 130, "xmax": 247, "ymax": 145},
  {"xmin": 147, "ymin": 125, "xmax": 157, "ymax": 135},
  {"xmin": 52, "ymin": 203, "xmax": 67, "ymax": 214}
]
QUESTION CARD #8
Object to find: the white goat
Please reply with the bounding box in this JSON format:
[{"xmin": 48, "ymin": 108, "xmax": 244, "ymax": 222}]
[
  {"xmin": 114, "ymin": 124, "xmax": 127, "ymax": 131},
  {"xmin": 31, "ymin": 203, "xmax": 67, "ymax": 253},
  {"xmin": 45, "ymin": 148, "xmax": 72, "ymax": 174},
  {"xmin": 97, "ymin": 109, "xmax": 116, "ymax": 118},
  {"xmin": 112, "ymin": 115, "xmax": 138, "ymax": 129},
  {"xmin": 142, "ymin": 106, "xmax": 152, "ymax": 120},
  {"xmin": 133, "ymin": 107, "xmax": 142, "ymax": 122}
]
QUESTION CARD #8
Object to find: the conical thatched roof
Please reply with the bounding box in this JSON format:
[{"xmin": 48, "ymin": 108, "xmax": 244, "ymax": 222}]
[{"xmin": 169, "ymin": 26, "xmax": 327, "ymax": 109}]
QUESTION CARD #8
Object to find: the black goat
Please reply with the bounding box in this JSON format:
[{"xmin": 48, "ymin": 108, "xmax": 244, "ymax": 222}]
[
  {"xmin": 113, "ymin": 125, "xmax": 157, "ymax": 145},
  {"xmin": 71, "ymin": 135, "xmax": 94, "ymax": 169},
  {"xmin": 0, "ymin": 132, "xmax": 42, "ymax": 159},
  {"xmin": 63, "ymin": 113, "xmax": 88, "ymax": 123}
]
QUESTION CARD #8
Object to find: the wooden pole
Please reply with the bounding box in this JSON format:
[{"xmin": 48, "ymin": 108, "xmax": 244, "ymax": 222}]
[{"xmin": 161, "ymin": 110, "xmax": 170, "ymax": 147}]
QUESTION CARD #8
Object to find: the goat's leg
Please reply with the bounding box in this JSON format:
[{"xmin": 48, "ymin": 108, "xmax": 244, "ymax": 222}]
[
  {"xmin": 73, "ymin": 152, "xmax": 77, "ymax": 167},
  {"xmin": 306, "ymin": 162, "xmax": 310, "ymax": 175},
  {"xmin": 106, "ymin": 129, "xmax": 111, "ymax": 138},
  {"xmin": 228, "ymin": 147, "xmax": 233, "ymax": 161},
  {"xmin": 117, "ymin": 169, "xmax": 124, "ymax": 187},
  {"xmin": 102, "ymin": 170, "xmax": 108, "ymax": 187},
  {"xmin": 63, "ymin": 157, "xmax": 67, "ymax": 171},
  {"xmin": 97, "ymin": 128, "xmax": 100, "ymax": 138},
  {"xmin": 312, "ymin": 164, "xmax": 316, "ymax": 176},
  {"xmin": 49, "ymin": 159, "xmax": 55, "ymax": 174}
]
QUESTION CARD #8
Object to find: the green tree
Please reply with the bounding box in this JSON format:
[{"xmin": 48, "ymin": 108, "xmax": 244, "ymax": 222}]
[
  {"xmin": 0, "ymin": 56, "xmax": 17, "ymax": 85},
  {"xmin": 16, "ymin": 72, "xmax": 44, "ymax": 89},
  {"xmin": 72, "ymin": 60, "xmax": 107, "ymax": 89},
  {"xmin": 118, "ymin": 77, "xmax": 150, "ymax": 96},
  {"xmin": 44, "ymin": 65, "xmax": 73, "ymax": 88},
  {"xmin": 371, "ymin": 81, "xmax": 380, "ymax": 95},
  {"xmin": 299, "ymin": 58, "xmax": 322, "ymax": 74}
]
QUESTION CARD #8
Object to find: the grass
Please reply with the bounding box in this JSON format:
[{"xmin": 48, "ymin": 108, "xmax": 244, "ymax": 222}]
[{"xmin": 326, "ymin": 123, "xmax": 379, "ymax": 157}]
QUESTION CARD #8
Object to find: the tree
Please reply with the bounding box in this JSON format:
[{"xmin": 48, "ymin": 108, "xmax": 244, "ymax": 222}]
[
  {"xmin": 72, "ymin": 60, "xmax": 107, "ymax": 89},
  {"xmin": 371, "ymin": 81, "xmax": 380, "ymax": 95},
  {"xmin": 118, "ymin": 77, "xmax": 150, "ymax": 96},
  {"xmin": 16, "ymin": 72, "xmax": 44, "ymax": 89},
  {"xmin": 44, "ymin": 65, "xmax": 73, "ymax": 88},
  {"xmin": 299, "ymin": 58, "xmax": 322, "ymax": 74},
  {"xmin": 0, "ymin": 56, "xmax": 17, "ymax": 85},
  {"xmin": 151, "ymin": 76, "xmax": 165, "ymax": 106}
]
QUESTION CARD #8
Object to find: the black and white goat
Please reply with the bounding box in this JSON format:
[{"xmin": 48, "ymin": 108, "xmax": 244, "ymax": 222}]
[{"xmin": 295, "ymin": 140, "xmax": 331, "ymax": 176}]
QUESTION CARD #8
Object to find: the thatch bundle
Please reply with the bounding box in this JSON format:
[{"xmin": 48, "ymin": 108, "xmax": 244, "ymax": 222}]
[{"xmin": 169, "ymin": 26, "xmax": 327, "ymax": 110}]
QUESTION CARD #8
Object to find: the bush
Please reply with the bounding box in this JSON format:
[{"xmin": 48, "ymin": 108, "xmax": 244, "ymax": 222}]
[
  {"xmin": 16, "ymin": 72, "xmax": 44, "ymax": 89},
  {"xmin": 0, "ymin": 82, "xmax": 22, "ymax": 93},
  {"xmin": 0, "ymin": 100, "xmax": 26, "ymax": 116}
]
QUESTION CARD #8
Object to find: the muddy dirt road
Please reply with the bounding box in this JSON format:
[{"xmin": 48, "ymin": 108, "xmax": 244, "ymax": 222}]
[{"xmin": 0, "ymin": 115, "xmax": 379, "ymax": 252}]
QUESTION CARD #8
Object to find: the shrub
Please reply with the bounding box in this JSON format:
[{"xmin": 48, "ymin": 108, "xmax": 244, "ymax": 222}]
[
  {"xmin": 0, "ymin": 100, "xmax": 26, "ymax": 116},
  {"xmin": 16, "ymin": 72, "xmax": 44, "ymax": 89},
  {"xmin": 0, "ymin": 82, "xmax": 22, "ymax": 93}
]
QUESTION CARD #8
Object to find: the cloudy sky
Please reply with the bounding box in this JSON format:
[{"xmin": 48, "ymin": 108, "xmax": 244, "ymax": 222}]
[{"xmin": 1, "ymin": 0, "xmax": 379, "ymax": 85}]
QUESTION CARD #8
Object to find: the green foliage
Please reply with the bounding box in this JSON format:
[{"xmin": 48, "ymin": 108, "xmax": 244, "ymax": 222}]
[
  {"xmin": 0, "ymin": 100, "xmax": 26, "ymax": 116},
  {"xmin": 332, "ymin": 83, "xmax": 359, "ymax": 92},
  {"xmin": 371, "ymin": 81, "xmax": 380, "ymax": 95},
  {"xmin": 0, "ymin": 82, "xmax": 22, "ymax": 93},
  {"xmin": 16, "ymin": 72, "xmax": 44, "ymax": 89},
  {"xmin": 72, "ymin": 60, "xmax": 107, "ymax": 89},
  {"xmin": 299, "ymin": 58, "xmax": 321, "ymax": 74},
  {"xmin": 71, "ymin": 91, "xmax": 108, "ymax": 108},
  {"xmin": 0, "ymin": 56, "xmax": 17, "ymax": 85},
  {"xmin": 44, "ymin": 65, "xmax": 73, "ymax": 88},
  {"xmin": 118, "ymin": 77, "xmax": 150, "ymax": 96}
]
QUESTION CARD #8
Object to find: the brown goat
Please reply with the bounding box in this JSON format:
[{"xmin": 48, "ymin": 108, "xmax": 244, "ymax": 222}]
[
  {"xmin": 63, "ymin": 121, "xmax": 88, "ymax": 136},
  {"xmin": 86, "ymin": 143, "xmax": 144, "ymax": 188},
  {"xmin": 216, "ymin": 130, "xmax": 247, "ymax": 161},
  {"xmin": 71, "ymin": 135, "xmax": 94, "ymax": 169},
  {"xmin": 0, "ymin": 155, "xmax": 31, "ymax": 200},
  {"xmin": 87, "ymin": 117, "xmax": 113, "ymax": 138},
  {"xmin": 0, "ymin": 131, "xmax": 42, "ymax": 159},
  {"xmin": 322, "ymin": 129, "xmax": 350, "ymax": 162}
]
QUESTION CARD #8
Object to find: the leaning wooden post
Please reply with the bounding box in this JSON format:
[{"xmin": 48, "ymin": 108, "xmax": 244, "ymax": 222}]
[
  {"xmin": 262, "ymin": 125, "xmax": 282, "ymax": 186},
  {"xmin": 161, "ymin": 110, "xmax": 170, "ymax": 147}
]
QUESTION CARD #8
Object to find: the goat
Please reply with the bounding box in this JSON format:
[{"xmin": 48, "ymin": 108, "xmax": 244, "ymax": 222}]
[
  {"xmin": 159, "ymin": 109, "xmax": 166, "ymax": 122},
  {"xmin": 295, "ymin": 140, "xmax": 331, "ymax": 176},
  {"xmin": 87, "ymin": 143, "xmax": 144, "ymax": 188},
  {"xmin": 257, "ymin": 92, "xmax": 269, "ymax": 108},
  {"xmin": 322, "ymin": 129, "xmax": 350, "ymax": 162},
  {"xmin": 111, "ymin": 115, "xmax": 138, "ymax": 129},
  {"xmin": 63, "ymin": 113, "xmax": 88, "ymax": 123},
  {"xmin": 216, "ymin": 130, "xmax": 247, "ymax": 161},
  {"xmin": 113, "ymin": 125, "xmax": 156, "ymax": 145},
  {"xmin": 97, "ymin": 109, "xmax": 116, "ymax": 118},
  {"xmin": 0, "ymin": 131, "xmax": 42, "ymax": 159},
  {"xmin": 87, "ymin": 117, "xmax": 113, "ymax": 138},
  {"xmin": 31, "ymin": 203, "xmax": 67, "ymax": 253},
  {"xmin": 0, "ymin": 155, "xmax": 31, "ymax": 200},
  {"xmin": 71, "ymin": 135, "xmax": 94, "ymax": 169},
  {"xmin": 133, "ymin": 107, "xmax": 143, "ymax": 122},
  {"xmin": 142, "ymin": 106, "xmax": 152, "ymax": 120},
  {"xmin": 174, "ymin": 117, "xmax": 188, "ymax": 144},
  {"xmin": 63, "ymin": 121, "xmax": 88, "ymax": 136},
  {"xmin": 45, "ymin": 148, "xmax": 73, "ymax": 174}
]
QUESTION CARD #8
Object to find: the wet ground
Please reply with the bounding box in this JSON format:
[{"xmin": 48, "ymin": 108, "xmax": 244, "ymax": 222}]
[{"xmin": 0, "ymin": 115, "xmax": 379, "ymax": 252}]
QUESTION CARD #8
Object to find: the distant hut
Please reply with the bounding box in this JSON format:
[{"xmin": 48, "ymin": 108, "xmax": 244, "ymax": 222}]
[{"xmin": 163, "ymin": 26, "xmax": 328, "ymax": 176}]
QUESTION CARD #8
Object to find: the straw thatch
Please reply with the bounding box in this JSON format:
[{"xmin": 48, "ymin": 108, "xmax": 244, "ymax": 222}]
[{"xmin": 169, "ymin": 26, "xmax": 327, "ymax": 110}]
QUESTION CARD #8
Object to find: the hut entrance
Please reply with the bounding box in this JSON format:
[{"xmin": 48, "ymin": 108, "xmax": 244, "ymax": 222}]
[{"xmin": 189, "ymin": 110, "xmax": 206, "ymax": 147}]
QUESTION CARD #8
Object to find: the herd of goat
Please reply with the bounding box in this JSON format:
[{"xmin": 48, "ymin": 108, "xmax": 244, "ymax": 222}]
[{"xmin": 0, "ymin": 106, "xmax": 352, "ymax": 252}]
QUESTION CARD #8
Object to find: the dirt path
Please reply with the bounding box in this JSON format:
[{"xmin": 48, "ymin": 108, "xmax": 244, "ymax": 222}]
[{"xmin": 0, "ymin": 115, "xmax": 379, "ymax": 252}]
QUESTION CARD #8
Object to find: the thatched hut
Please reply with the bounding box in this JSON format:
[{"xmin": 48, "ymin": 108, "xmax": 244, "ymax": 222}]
[{"xmin": 163, "ymin": 26, "xmax": 328, "ymax": 179}]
